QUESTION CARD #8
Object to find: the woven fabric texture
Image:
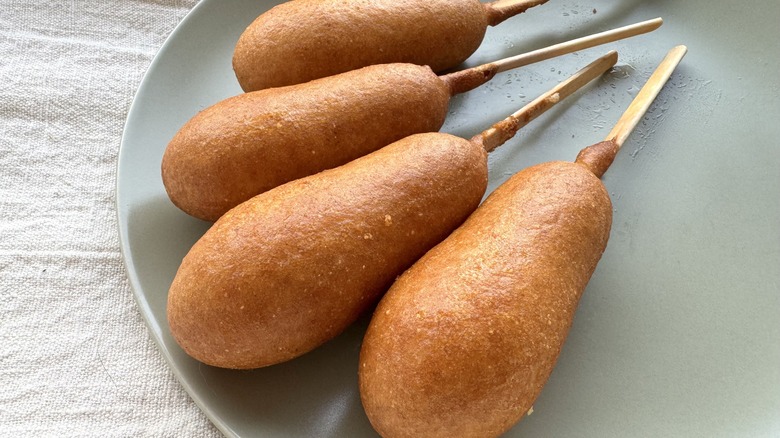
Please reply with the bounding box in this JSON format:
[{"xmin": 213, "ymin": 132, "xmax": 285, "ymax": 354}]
[{"xmin": 0, "ymin": 1, "xmax": 220, "ymax": 436}]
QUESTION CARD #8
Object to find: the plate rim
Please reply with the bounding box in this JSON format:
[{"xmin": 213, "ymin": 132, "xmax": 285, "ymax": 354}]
[
  {"xmin": 114, "ymin": 1, "xmax": 780, "ymax": 436},
  {"xmin": 115, "ymin": 0, "xmax": 238, "ymax": 436}
]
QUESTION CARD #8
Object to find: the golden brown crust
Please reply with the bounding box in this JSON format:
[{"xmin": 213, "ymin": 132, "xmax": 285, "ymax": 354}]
[
  {"xmin": 167, "ymin": 133, "xmax": 488, "ymax": 369},
  {"xmin": 440, "ymin": 64, "xmax": 499, "ymax": 96},
  {"xmin": 161, "ymin": 63, "xmax": 450, "ymax": 222},
  {"xmin": 233, "ymin": 0, "xmax": 488, "ymax": 92},
  {"xmin": 484, "ymin": 0, "xmax": 549, "ymax": 26},
  {"xmin": 574, "ymin": 139, "xmax": 619, "ymax": 178},
  {"xmin": 359, "ymin": 161, "xmax": 612, "ymax": 438}
]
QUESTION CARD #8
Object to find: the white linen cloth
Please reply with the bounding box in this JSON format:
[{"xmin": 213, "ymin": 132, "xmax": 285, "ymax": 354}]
[{"xmin": 0, "ymin": 1, "xmax": 220, "ymax": 436}]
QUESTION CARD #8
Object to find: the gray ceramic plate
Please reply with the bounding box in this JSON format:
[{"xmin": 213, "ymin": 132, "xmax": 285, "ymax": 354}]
[{"xmin": 117, "ymin": 0, "xmax": 780, "ymax": 436}]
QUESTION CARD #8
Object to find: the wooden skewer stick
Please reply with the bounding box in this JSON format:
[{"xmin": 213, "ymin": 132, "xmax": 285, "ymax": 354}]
[
  {"xmin": 486, "ymin": 0, "xmax": 551, "ymax": 26},
  {"xmin": 443, "ymin": 18, "xmax": 662, "ymax": 95},
  {"xmin": 478, "ymin": 51, "xmax": 619, "ymax": 153},
  {"xmin": 575, "ymin": 45, "xmax": 688, "ymax": 178},
  {"xmin": 492, "ymin": 18, "xmax": 663, "ymax": 74},
  {"xmin": 607, "ymin": 45, "xmax": 688, "ymax": 149}
]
